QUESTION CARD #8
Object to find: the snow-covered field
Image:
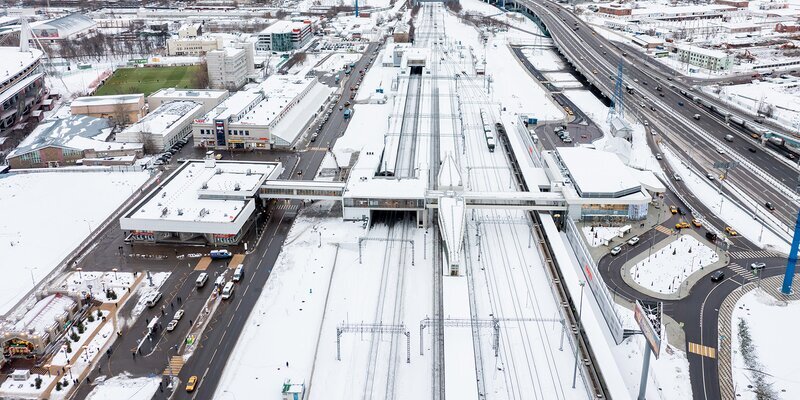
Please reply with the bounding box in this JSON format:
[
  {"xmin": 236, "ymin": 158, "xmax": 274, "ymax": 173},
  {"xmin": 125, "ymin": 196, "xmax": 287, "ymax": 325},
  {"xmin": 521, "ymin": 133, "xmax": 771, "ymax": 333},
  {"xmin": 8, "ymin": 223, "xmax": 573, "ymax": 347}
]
[
  {"xmin": 520, "ymin": 47, "xmax": 564, "ymax": 71},
  {"xmin": 582, "ymin": 225, "xmax": 628, "ymax": 247},
  {"xmin": 705, "ymin": 79, "xmax": 800, "ymax": 129},
  {"xmin": 84, "ymin": 374, "xmax": 160, "ymax": 400},
  {"xmin": 630, "ymin": 235, "xmax": 719, "ymax": 295},
  {"xmin": 0, "ymin": 171, "xmax": 149, "ymax": 316},
  {"xmin": 663, "ymin": 147, "xmax": 790, "ymax": 253},
  {"xmin": 731, "ymin": 289, "xmax": 800, "ymax": 400}
]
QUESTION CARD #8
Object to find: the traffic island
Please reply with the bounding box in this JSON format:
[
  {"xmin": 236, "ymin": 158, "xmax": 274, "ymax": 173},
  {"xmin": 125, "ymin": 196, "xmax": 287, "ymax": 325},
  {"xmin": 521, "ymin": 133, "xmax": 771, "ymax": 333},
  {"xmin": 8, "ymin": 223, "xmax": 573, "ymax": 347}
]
[{"xmin": 619, "ymin": 229, "xmax": 727, "ymax": 300}]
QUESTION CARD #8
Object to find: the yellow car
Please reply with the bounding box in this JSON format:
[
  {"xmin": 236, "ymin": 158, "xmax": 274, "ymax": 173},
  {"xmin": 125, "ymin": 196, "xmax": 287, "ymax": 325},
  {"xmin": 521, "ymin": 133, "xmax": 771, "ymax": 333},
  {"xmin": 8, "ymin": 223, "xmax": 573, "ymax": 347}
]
[
  {"xmin": 186, "ymin": 376, "xmax": 198, "ymax": 392},
  {"xmin": 691, "ymin": 219, "xmax": 702, "ymax": 228},
  {"xmin": 675, "ymin": 222, "xmax": 690, "ymax": 230},
  {"xmin": 725, "ymin": 227, "xmax": 738, "ymax": 236},
  {"xmin": 669, "ymin": 206, "xmax": 678, "ymax": 214}
]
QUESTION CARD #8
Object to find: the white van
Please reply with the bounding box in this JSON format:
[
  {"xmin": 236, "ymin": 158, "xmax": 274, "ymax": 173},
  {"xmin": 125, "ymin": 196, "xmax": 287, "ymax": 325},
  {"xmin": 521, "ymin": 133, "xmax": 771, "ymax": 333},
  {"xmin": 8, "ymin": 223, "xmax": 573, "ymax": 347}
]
[
  {"xmin": 221, "ymin": 282, "xmax": 234, "ymax": 299},
  {"xmin": 233, "ymin": 264, "xmax": 244, "ymax": 282},
  {"xmin": 146, "ymin": 292, "xmax": 162, "ymax": 308},
  {"xmin": 196, "ymin": 273, "xmax": 208, "ymax": 288},
  {"xmin": 214, "ymin": 275, "xmax": 225, "ymax": 288}
]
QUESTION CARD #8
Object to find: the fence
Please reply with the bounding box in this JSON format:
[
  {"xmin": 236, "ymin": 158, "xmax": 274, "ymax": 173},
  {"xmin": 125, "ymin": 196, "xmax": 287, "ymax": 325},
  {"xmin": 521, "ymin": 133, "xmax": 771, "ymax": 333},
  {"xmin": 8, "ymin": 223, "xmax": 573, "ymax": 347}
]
[{"xmin": 564, "ymin": 218, "xmax": 625, "ymax": 344}]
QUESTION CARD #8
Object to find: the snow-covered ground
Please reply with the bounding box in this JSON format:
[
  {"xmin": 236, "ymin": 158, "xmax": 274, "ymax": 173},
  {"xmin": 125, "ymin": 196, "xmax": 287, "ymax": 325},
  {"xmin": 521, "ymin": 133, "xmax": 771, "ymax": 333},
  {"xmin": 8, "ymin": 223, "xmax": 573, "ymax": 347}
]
[
  {"xmin": 0, "ymin": 371, "xmax": 57, "ymax": 399},
  {"xmin": 316, "ymin": 53, "xmax": 361, "ymax": 74},
  {"xmin": 704, "ymin": 79, "xmax": 800, "ymax": 129},
  {"xmin": 51, "ymin": 318, "xmax": 117, "ymax": 400},
  {"xmin": 0, "ymin": 171, "xmax": 149, "ymax": 316},
  {"xmin": 731, "ymin": 289, "xmax": 800, "ymax": 400},
  {"xmin": 582, "ymin": 225, "xmax": 628, "ymax": 247},
  {"xmin": 50, "ymin": 310, "xmax": 111, "ymax": 366},
  {"xmin": 631, "ymin": 235, "xmax": 719, "ymax": 295},
  {"xmin": 84, "ymin": 374, "xmax": 160, "ymax": 400},
  {"xmin": 663, "ymin": 147, "xmax": 790, "ymax": 254},
  {"xmin": 52, "ymin": 271, "xmax": 136, "ymax": 303},
  {"xmin": 520, "ymin": 47, "xmax": 564, "ymax": 71}
]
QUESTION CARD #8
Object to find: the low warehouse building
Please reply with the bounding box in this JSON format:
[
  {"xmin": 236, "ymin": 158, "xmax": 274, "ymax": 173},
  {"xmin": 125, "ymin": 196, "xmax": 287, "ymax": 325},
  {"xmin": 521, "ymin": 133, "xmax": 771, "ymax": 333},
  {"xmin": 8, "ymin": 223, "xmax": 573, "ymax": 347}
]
[
  {"xmin": 115, "ymin": 101, "xmax": 203, "ymax": 152},
  {"xmin": 71, "ymin": 94, "xmax": 147, "ymax": 124}
]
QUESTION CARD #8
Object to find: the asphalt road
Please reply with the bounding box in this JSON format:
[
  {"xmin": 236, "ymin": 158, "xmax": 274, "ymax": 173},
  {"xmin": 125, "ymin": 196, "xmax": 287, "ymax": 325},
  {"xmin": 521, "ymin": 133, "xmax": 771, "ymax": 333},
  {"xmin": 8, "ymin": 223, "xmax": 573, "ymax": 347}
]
[
  {"xmin": 517, "ymin": 0, "xmax": 800, "ymax": 228},
  {"xmin": 67, "ymin": 42, "xmax": 380, "ymax": 399}
]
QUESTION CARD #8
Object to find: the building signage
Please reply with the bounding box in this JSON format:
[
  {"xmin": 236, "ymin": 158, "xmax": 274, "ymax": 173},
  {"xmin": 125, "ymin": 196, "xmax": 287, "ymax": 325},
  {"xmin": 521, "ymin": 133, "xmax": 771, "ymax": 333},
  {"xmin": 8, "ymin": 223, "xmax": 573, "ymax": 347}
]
[
  {"xmin": 634, "ymin": 300, "xmax": 662, "ymax": 359},
  {"xmin": 215, "ymin": 120, "xmax": 226, "ymax": 147}
]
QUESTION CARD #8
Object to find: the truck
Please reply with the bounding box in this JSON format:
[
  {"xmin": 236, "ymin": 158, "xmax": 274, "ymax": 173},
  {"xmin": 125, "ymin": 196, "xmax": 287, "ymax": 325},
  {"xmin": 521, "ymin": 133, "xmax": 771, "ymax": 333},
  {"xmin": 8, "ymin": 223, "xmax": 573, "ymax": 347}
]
[{"xmin": 343, "ymin": 108, "xmax": 352, "ymax": 120}]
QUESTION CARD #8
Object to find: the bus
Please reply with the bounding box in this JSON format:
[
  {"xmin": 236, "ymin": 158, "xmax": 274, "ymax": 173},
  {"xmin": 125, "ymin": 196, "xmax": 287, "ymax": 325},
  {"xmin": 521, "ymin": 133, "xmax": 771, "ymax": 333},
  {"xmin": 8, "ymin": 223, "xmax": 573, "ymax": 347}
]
[{"xmin": 480, "ymin": 109, "xmax": 496, "ymax": 152}]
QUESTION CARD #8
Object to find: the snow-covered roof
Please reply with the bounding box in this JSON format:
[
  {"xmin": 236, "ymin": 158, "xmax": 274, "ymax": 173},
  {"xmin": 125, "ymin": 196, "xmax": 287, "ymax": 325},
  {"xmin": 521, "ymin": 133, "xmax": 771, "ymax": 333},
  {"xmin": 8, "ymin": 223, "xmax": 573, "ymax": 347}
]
[
  {"xmin": 8, "ymin": 293, "xmax": 75, "ymax": 337},
  {"xmin": 121, "ymin": 101, "xmax": 202, "ymax": 137},
  {"xmin": 149, "ymin": 88, "xmax": 228, "ymax": 101},
  {"xmin": 72, "ymin": 94, "xmax": 144, "ymax": 107},
  {"xmin": 438, "ymin": 196, "xmax": 465, "ymax": 266},
  {"xmin": 438, "ymin": 153, "xmax": 462, "ymax": 190},
  {"xmin": 632, "ymin": 4, "xmax": 735, "ymax": 16},
  {"xmin": 556, "ymin": 147, "xmax": 642, "ymax": 198},
  {"xmin": 0, "ymin": 46, "xmax": 43, "ymax": 84},
  {"xmin": 259, "ymin": 20, "xmax": 309, "ymax": 35},
  {"xmin": 127, "ymin": 160, "xmax": 277, "ymax": 224},
  {"xmin": 32, "ymin": 13, "xmax": 95, "ymax": 38},
  {"xmin": 6, "ymin": 115, "xmax": 141, "ymax": 159}
]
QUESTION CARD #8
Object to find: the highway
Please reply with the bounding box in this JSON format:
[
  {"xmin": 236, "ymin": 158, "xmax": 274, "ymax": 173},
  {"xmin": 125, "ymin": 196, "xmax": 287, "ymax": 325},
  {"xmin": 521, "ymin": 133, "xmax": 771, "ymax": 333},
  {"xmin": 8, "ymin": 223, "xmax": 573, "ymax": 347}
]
[
  {"xmin": 67, "ymin": 42, "xmax": 379, "ymax": 400},
  {"xmin": 514, "ymin": 0, "xmax": 799, "ymax": 227}
]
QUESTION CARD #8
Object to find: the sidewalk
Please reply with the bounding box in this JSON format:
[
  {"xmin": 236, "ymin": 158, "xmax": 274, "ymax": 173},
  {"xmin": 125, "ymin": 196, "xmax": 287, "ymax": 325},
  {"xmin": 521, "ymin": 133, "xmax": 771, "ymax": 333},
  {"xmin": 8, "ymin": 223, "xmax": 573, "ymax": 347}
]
[
  {"xmin": 580, "ymin": 203, "xmax": 673, "ymax": 263},
  {"xmin": 41, "ymin": 273, "xmax": 145, "ymax": 398}
]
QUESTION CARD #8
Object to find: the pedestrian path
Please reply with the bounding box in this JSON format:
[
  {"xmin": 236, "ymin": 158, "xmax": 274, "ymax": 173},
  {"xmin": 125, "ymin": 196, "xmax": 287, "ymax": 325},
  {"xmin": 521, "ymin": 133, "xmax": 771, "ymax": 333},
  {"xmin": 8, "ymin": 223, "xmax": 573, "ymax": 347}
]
[
  {"xmin": 194, "ymin": 257, "xmax": 211, "ymax": 271},
  {"xmin": 729, "ymin": 250, "xmax": 781, "ymax": 260},
  {"xmin": 654, "ymin": 225, "xmax": 673, "ymax": 235},
  {"xmin": 163, "ymin": 356, "xmax": 185, "ymax": 376},
  {"xmin": 688, "ymin": 342, "xmax": 716, "ymax": 358}
]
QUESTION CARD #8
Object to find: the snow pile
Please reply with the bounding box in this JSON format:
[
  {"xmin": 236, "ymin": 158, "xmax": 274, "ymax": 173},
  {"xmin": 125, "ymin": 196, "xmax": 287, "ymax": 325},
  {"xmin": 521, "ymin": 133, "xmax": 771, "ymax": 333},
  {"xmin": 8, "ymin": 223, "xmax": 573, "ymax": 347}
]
[
  {"xmin": 731, "ymin": 289, "xmax": 800, "ymax": 400},
  {"xmin": 84, "ymin": 374, "xmax": 160, "ymax": 400},
  {"xmin": 582, "ymin": 225, "xmax": 628, "ymax": 247},
  {"xmin": 0, "ymin": 171, "xmax": 149, "ymax": 315},
  {"xmin": 631, "ymin": 235, "xmax": 718, "ymax": 294}
]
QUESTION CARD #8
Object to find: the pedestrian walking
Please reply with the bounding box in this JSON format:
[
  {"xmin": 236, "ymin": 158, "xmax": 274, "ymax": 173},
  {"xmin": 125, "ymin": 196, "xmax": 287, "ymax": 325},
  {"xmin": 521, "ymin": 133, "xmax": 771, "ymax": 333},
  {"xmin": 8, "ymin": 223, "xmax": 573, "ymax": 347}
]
[
  {"xmin": 132, "ymin": 352, "xmax": 136, "ymax": 359},
  {"xmin": 189, "ymin": 319, "xmax": 192, "ymax": 325},
  {"xmin": 170, "ymin": 302, "xmax": 174, "ymax": 310},
  {"xmin": 161, "ymin": 309, "xmax": 165, "ymax": 316}
]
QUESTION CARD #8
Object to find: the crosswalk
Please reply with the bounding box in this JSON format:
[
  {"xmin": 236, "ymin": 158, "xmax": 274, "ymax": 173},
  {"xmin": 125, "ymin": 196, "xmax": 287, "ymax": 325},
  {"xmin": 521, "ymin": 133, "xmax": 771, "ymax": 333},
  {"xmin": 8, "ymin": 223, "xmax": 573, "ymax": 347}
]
[
  {"xmin": 654, "ymin": 225, "xmax": 673, "ymax": 235},
  {"xmin": 729, "ymin": 250, "xmax": 781, "ymax": 260},
  {"xmin": 163, "ymin": 356, "xmax": 184, "ymax": 376},
  {"xmin": 274, "ymin": 203, "xmax": 299, "ymax": 211},
  {"xmin": 727, "ymin": 263, "xmax": 756, "ymax": 281},
  {"xmin": 688, "ymin": 342, "xmax": 716, "ymax": 358}
]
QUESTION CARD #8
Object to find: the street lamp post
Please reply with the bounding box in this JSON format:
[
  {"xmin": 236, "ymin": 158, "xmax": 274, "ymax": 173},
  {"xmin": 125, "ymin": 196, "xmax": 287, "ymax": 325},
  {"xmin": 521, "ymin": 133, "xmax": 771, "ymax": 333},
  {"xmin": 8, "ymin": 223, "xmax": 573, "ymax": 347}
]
[{"xmin": 572, "ymin": 280, "xmax": 586, "ymax": 389}]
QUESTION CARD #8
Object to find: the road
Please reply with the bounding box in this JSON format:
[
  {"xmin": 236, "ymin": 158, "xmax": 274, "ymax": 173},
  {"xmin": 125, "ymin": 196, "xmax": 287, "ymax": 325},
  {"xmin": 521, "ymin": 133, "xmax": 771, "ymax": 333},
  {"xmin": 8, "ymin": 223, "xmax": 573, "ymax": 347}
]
[
  {"xmin": 515, "ymin": 0, "xmax": 799, "ymax": 228},
  {"xmin": 68, "ymin": 42, "xmax": 380, "ymax": 399}
]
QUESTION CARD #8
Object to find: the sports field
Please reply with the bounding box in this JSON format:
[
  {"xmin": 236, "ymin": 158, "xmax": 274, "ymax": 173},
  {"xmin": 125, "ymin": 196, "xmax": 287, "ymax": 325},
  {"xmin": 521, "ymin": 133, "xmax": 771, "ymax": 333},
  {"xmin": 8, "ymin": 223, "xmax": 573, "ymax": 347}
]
[{"xmin": 93, "ymin": 65, "xmax": 203, "ymax": 96}]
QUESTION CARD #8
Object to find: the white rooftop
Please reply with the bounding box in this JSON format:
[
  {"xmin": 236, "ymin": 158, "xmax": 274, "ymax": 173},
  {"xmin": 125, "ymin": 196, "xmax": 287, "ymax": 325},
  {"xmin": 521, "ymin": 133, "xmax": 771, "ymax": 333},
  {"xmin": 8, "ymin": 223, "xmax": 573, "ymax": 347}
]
[
  {"xmin": 632, "ymin": 4, "xmax": 735, "ymax": 16},
  {"xmin": 0, "ymin": 46, "xmax": 43, "ymax": 81},
  {"xmin": 149, "ymin": 88, "xmax": 228, "ymax": 100},
  {"xmin": 675, "ymin": 44, "xmax": 730, "ymax": 59},
  {"xmin": 9, "ymin": 294, "xmax": 75, "ymax": 337},
  {"xmin": 557, "ymin": 147, "xmax": 642, "ymax": 198},
  {"xmin": 121, "ymin": 101, "xmax": 201, "ymax": 137},
  {"xmin": 260, "ymin": 20, "xmax": 309, "ymax": 35},
  {"xmin": 128, "ymin": 160, "xmax": 277, "ymax": 224},
  {"xmin": 72, "ymin": 94, "xmax": 144, "ymax": 107}
]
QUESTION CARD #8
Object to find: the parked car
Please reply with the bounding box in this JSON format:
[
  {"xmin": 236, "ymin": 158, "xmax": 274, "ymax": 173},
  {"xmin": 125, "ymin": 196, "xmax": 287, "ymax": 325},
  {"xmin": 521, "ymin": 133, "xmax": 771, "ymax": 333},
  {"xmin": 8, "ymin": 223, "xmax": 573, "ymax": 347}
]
[
  {"xmin": 209, "ymin": 249, "xmax": 233, "ymax": 259},
  {"xmin": 710, "ymin": 270, "xmax": 725, "ymax": 282},
  {"xmin": 145, "ymin": 292, "xmax": 162, "ymax": 308},
  {"xmin": 173, "ymin": 309, "xmax": 185, "ymax": 321},
  {"xmin": 610, "ymin": 246, "xmax": 622, "ymax": 256},
  {"xmin": 705, "ymin": 231, "xmax": 718, "ymax": 242},
  {"xmin": 627, "ymin": 236, "xmax": 640, "ymax": 246}
]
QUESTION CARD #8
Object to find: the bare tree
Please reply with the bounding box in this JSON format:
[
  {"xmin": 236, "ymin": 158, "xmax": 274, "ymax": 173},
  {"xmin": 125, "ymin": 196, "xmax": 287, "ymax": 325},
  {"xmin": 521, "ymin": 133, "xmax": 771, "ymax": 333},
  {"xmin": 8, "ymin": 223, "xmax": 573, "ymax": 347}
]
[
  {"xmin": 193, "ymin": 61, "xmax": 210, "ymax": 89},
  {"xmin": 111, "ymin": 101, "xmax": 130, "ymax": 127}
]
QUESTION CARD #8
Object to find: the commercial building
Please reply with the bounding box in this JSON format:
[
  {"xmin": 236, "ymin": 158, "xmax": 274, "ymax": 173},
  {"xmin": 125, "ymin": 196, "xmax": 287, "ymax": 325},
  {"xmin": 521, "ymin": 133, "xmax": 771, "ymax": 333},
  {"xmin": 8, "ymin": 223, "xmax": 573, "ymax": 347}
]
[
  {"xmin": 0, "ymin": 293, "xmax": 78, "ymax": 360},
  {"xmin": 116, "ymin": 101, "xmax": 203, "ymax": 152},
  {"xmin": 71, "ymin": 94, "xmax": 147, "ymax": 124},
  {"xmin": 167, "ymin": 36, "xmax": 223, "ymax": 56},
  {"xmin": 715, "ymin": 0, "xmax": 749, "ymax": 9},
  {"xmin": 148, "ymin": 88, "xmax": 229, "ymax": 114},
  {"xmin": 631, "ymin": 34, "xmax": 664, "ymax": 49},
  {"xmin": 207, "ymin": 42, "xmax": 255, "ymax": 90},
  {"xmin": 675, "ymin": 44, "xmax": 733, "ymax": 71},
  {"xmin": 0, "ymin": 44, "xmax": 45, "ymax": 134},
  {"xmin": 5, "ymin": 115, "xmax": 143, "ymax": 169},
  {"xmin": 256, "ymin": 20, "xmax": 313, "ymax": 52},
  {"xmin": 119, "ymin": 157, "xmax": 283, "ymax": 245},
  {"xmin": 599, "ymin": 4, "xmax": 632, "ymax": 17},
  {"xmin": 192, "ymin": 75, "xmax": 333, "ymax": 150},
  {"xmin": 31, "ymin": 13, "xmax": 96, "ymax": 41},
  {"xmin": 544, "ymin": 147, "xmax": 663, "ymax": 221}
]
